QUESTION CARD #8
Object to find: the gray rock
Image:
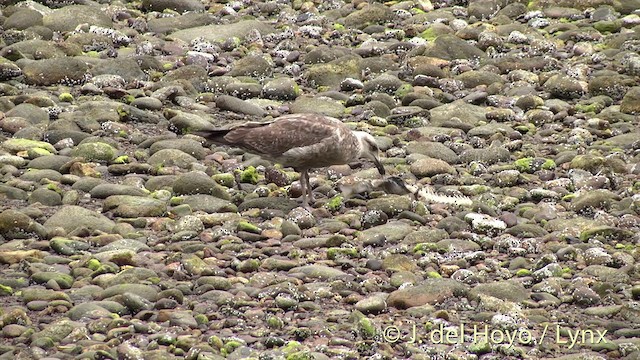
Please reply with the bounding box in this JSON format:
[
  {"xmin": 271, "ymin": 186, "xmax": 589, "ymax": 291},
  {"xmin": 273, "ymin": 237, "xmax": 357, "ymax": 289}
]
[
  {"xmin": 582, "ymin": 265, "xmax": 630, "ymax": 284},
  {"xmin": 571, "ymin": 189, "xmax": 618, "ymax": 213},
  {"xmin": 147, "ymin": 13, "xmax": 215, "ymax": 34},
  {"xmin": 355, "ymin": 294, "xmax": 388, "ymax": 315},
  {"xmin": 469, "ymin": 280, "xmax": 529, "ymax": 302},
  {"xmin": 387, "ymin": 278, "xmax": 468, "ymax": 309},
  {"xmin": 142, "ymin": 0, "xmax": 205, "ymax": 13},
  {"xmin": 91, "ymin": 58, "xmax": 146, "ymax": 83},
  {"xmin": 42, "ymin": 5, "xmax": 112, "ymax": 32},
  {"xmin": 304, "ymin": 46, "xmax": 353, "ymax": 64},
  {"xmin": 304, "ymin": 55, "xmax": 361, "ymax": 88},
  {"xmin": 0, "ymin": 155, "xmax": 27, "ymax": 167},
  {"xmin": 468, "ymin": 123, "xmax": 515, "ymax": 138},
  {"xmin": 178, "ymin": 195, "xmax": 237, "ymax": 213},
  {"xmin": 0, "ymin": 57, "xmax": 22, "ymax": 80},
  {"xmin": 289, "ymin": 96, "xmax": 345, "ymax": 118},
  {"xmin": 543, "ymin": 74, "xmax": 585, "ymax": 99},
  {"xmin": 28, "ymin": 188, "xmax": 62, "ymax": 206},
  {"xmin": 0, "ymin": 209, "xmax": 47, "ymax": 239},
  {"xmin": 43, "ymin": 205, "xmax": 115, "ymax": 234},
  {"xmin": 343, "ymin": 3, "xmax": 395, "ymax": 29},
  {"xmin": 5, "ymin": 103, "xmax": 49, "ymax": 126},
  {"xmin": 459, "ymin": 146, "xmax": 510, "ymax": 165},
  {"xmin": 122, "ymin": 292, "xmax": 154, "ymax": 313},
  {"xmin": 103, "ymin": 195, "xmax": 167, "ymax": 217},
  {"xmin": 588, "ymin": 74, "xmax": 632, "ymax": 100},
  {"xmin": 27, "ymin": 155, "xmax": 73, "ymax": 172},
  {"xmin": 72, "ymin": 142, "xmax": 117, "ymax": 162},
  {"xmin": 262, "ymin": 78, "xmax": 300, "ymax": 100},
  {"xmin": 288, "ymin": 265, "xmax": 347, "ymax": 280},
  {"xmin": 44, "ymin": 130, "xmax": 91, "ymax": 146},
  {"xmin": 31, "ymin": 318, "xmax": 83, "ymax": 343},
  {"xmin": 287, "ymin": 207, "xmax": 316, "ymax": 229},
  {"xmin": 455, "ymin": 70, "xmax": 504, "ymax": 88},
  {"xmin": 1, "ymin": 39, "xmax": 77, "ymax": 60},
  {"xmin": 67, "ymin": 302, "xmax": 124, "ymax": 320},
  {"xmin": 147, "ymin": 148, "xmax": 198, "ymax": 168},
  {"xmin": 149, "ymin": 139, "xmax": 206, "ymax": 160},
  {"xmin": 130, "ymin": 97, "xmax": 163, "ymax": 111},
  {"xmin": 430, "ymin": 101, "xmax": 487, "ymax": 127},
  {"xmin": 225, "ymin": 82, "xmax": 262, "ymax": 99},
  {"xmin": 357, "ymin": 222, "xmax": 414, "ymax": 244},
  {"xmin": 4, "ymin": 9, "xmax": 43, "ymax": 30},
  {"xmin": 90, "ymin": 184, "xmax": 148, "ymax": 198},
  {"xmin": 162, "ymin": 64, "xmax": 208, "ymax": 85},
  {"xmin": 620, "ymin": 86, "xmax": 640, "ymax": 114},
  {"xmin": 215, "ymin": 95, "xmax": 267, "ymax": 117},
  {"xmin": 100, "ymin": 284, "xmax": 159, "ymax": 301},
  {"xmin": 366, "ymin": 195, "xmax": 413, "ymax": 216},
  {"xmin": 31, "ymin": 271, "xmax": 73, "ymax": 288},
  {"xmin": 168, "ymin": 20, "xmax": 275, "ymax": 43},
  {"xmin": 405, "ymin": 141, "xmax": 458, "ymax": 163},
  {"xmin": 422, "ymin": 34, "xmax": 487, "ymax": 61},
  {"xmin": 172, "ymin": 171, "xmax": 230, "ymax": 200},
  {"xmin": 227, "ymin": 55, "xmax": 272, "ymax": 78},
  {"xmin": 166, "ymin": 111, "xmax": 216, "ymax": 135},
  {"xmin": 238, "ymin": 197, "xmax": 299, "ymax": 212},
  {"xmin": 0, "ymin": 184, "xmax": 28, "ymax": 200},
  {"xmin": 20, "ymin": 58, "xmax": 89, "ymax": 86},
  {"xmin": 410, "ymin": 157, "xmax": 456, "ymax": 177},
  {"xmin": 49, "ymin": 237, "xmax": 90, "ymax": 255},
  {"xmin": 363, "ymin": 73, "xmax": 404, "ymax": 94},
  {"xmin": 468, "ymin": 0, "xmax": 501, "ymax": 20}
]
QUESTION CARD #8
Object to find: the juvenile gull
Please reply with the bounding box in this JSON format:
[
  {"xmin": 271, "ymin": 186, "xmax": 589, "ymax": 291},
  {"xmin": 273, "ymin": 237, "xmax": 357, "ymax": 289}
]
[{"xmin": 191, "ymin": 113, "xmax": 385, "ymax": 208}]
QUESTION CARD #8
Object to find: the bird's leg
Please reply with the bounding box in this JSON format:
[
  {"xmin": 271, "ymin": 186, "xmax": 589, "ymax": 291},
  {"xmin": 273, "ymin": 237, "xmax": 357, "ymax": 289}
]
[
  {"xmin": 299, "ymin": 169, "xmax": 315, "ymax": 211},
  {"xmin": 305, "ymin": 170, "xmax": 315, "ymax": 203},
  {"xmin": 300, "ymin": 169, "xmax": 309, "ymax": 209},
  {"xmin": 233, "ymin": 169, "xmax": 244, "ymax": 191}
]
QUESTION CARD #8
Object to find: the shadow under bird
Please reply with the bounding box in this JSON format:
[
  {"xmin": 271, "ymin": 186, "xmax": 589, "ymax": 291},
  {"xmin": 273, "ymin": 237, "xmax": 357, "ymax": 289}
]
[{"xmin": 189, "ymin": 113, "xmax": 386, "ymax": 208}]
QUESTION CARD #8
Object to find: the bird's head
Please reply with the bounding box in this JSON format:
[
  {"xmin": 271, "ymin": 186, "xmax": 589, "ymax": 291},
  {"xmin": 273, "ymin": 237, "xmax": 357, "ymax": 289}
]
[{"xmin": 354, "ymin": 131, "xmax": 385, "ymax": 175}]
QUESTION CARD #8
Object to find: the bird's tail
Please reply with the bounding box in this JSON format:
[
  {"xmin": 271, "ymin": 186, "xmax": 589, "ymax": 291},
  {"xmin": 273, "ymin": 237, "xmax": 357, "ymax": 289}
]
[{"xmin": 188, "ymin": 129, "xmax": 235, "ymax": 145}]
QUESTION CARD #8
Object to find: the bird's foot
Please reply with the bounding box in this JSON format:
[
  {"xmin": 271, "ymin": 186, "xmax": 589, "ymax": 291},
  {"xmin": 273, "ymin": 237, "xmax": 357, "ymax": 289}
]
[
  {"xmin": 302, "ymin": 203, "xmax": 314, "ymax": 212},
  {"xmin": 308, "ymin": 193, "xmax": 316, "ymax": 203}
]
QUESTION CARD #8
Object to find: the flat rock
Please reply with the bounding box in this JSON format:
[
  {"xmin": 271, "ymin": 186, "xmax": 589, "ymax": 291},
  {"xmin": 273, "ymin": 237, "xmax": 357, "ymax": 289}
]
[
  {"xmin": 468, "ymin": 280, "xmax": 529, "ymax": 302},
  {"xmin": 44, "ymin": 205, "xmax": 115, "ymax": 234},
  {"xmin": 289, "ymin": 96, "xmax": 345, "ymax": 118},
  {"xmin": 289, "ymin": 265, "xmax": 348, "ymax": 280},
  {"xmin": 147, "ymin": 149, "xmax": 198, "ymax": 168},
  {"xmin": 43, "ymin": 5, "xmax": 112, "ymax": 32},
  {"xmin": 357, "ymin": 222, "xmax": 414, "ymax": 244},
  {"xmin": 168, "ymin": 20, "xmax": 275, "ymax": 43},
  {"xmin": 215, "ymin": 95, "xmax": 266, "ymax": 117},
  {"xmin": 387, "ymin": 278, "xmax": 469, "ymax": 309},
  {"xmin": 147, "ymin": 13, "xmax": 215, "ymax": 34},
  {"xmin": 178, "ymin": 195, "xmax": 237, "ymax": 213},
  {"xmin": 20, "ymin": 58, "xmax": 89, "ymax": 86},
  {"xmin": 142, "ymin": 0, "xmax": 205, "ymax": 13},
  {"xmin": 103, "ymin": 195, "xmax": 167, "ymax": 217},
  {"xmin": 430, "ymin": 101, "xmax": 487, "ymax": 127},
  {"xmin": 410, "ymin": 157, "xmax": 456, "ymax": 177},
  {"xmin": 172, "ymin": 171, "xmax": 230, "ymax": 200},
  {"xmin": 90, "ymin": 184, "xmax": 148, "ymax": 198}
]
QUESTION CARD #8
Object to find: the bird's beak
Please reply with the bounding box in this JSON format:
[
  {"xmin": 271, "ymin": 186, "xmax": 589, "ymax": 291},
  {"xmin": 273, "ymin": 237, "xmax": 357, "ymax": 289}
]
[{"xmin": 373, "ymin": 156, "xmax": 385, "ymax": 176}]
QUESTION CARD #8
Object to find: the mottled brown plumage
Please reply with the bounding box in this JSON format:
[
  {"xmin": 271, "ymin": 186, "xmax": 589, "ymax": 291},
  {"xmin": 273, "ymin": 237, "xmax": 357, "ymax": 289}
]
[{"xmin": 192, "ymin": 113, "xmax": 385, "ymax": 208}]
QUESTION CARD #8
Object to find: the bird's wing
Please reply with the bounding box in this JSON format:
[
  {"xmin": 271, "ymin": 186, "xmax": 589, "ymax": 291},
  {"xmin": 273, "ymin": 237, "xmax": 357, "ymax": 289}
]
[{"xmin": 229, "ymin": 114, "xmax": 344, "ymax": 157}]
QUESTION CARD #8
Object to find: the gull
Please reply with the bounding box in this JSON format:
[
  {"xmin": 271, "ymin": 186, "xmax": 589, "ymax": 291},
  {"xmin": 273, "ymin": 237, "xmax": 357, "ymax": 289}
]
[{"xmin": 190, "ymin": 113, "xmax": 385, "ymax": 208}]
